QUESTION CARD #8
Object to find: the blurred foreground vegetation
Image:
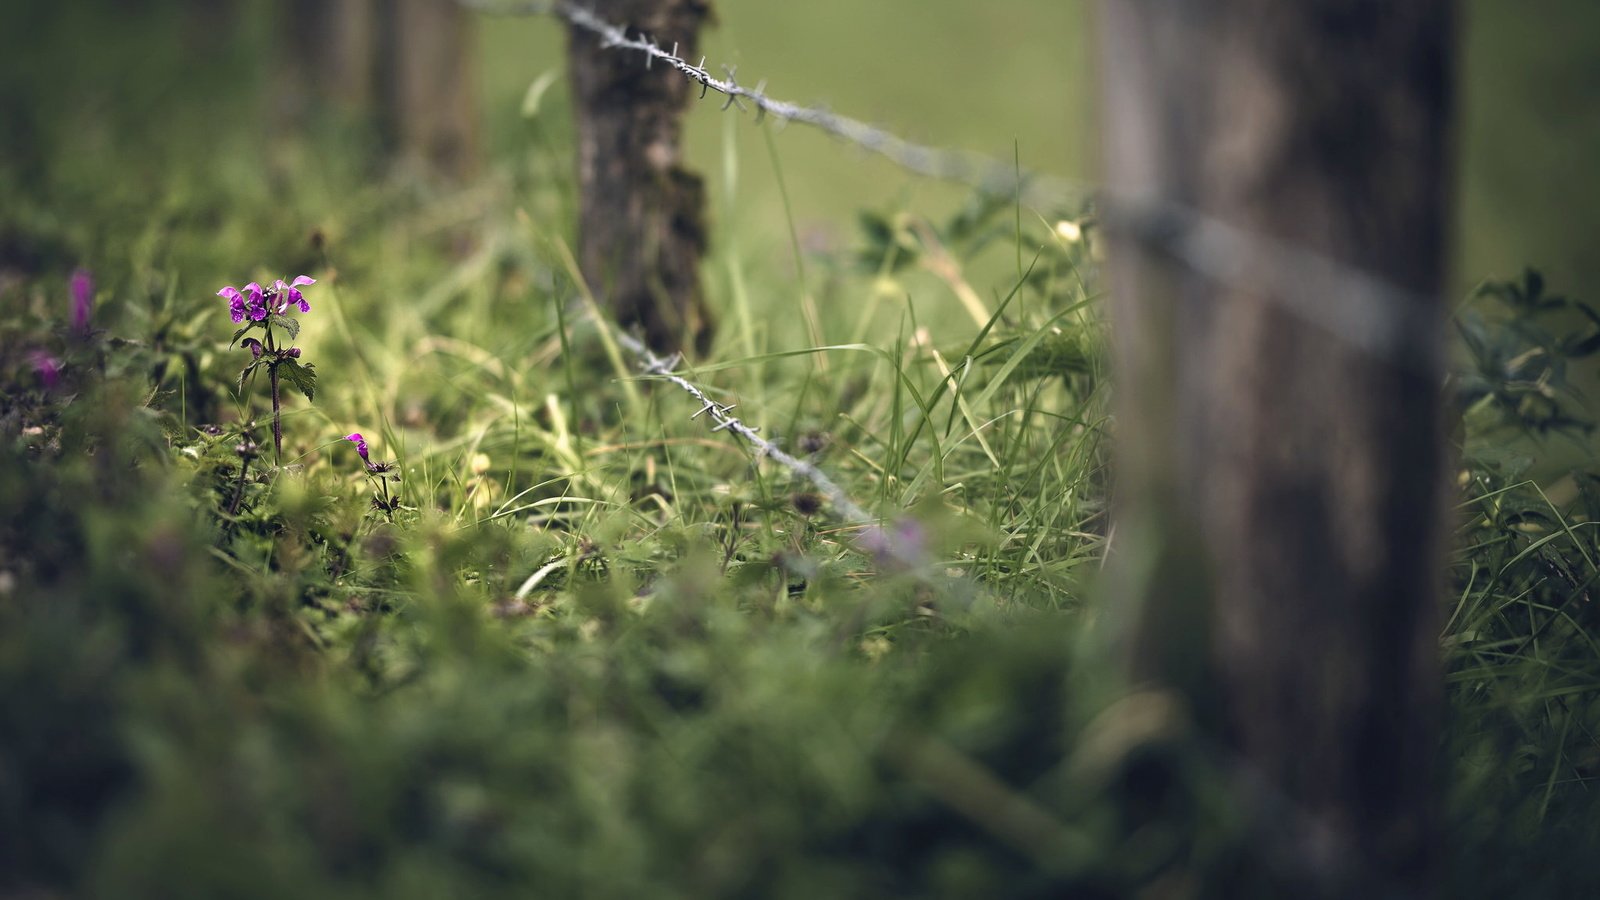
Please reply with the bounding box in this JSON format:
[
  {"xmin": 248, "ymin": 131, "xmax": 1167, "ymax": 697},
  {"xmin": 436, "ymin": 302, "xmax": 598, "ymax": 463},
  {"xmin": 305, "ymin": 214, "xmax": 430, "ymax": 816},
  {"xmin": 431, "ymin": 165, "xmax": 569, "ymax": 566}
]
[{"xmin": 3, "ymin": 2, "xmax": 1600, "ymax": 897}]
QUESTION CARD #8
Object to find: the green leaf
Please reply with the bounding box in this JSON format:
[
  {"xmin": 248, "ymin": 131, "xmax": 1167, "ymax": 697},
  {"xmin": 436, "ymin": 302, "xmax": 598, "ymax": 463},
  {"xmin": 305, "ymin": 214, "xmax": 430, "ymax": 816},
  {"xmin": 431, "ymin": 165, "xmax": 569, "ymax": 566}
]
[
  {"xmin": 980, "ymin": 331, "xmax": 1098, "ymax": 378},
  {"xmin": 278, "ymin": 359, "xmax": 317, "ymax": 402},
  {"xmin": 270, "ymin": 314, "xmax": 301, "ymax": 342},
  {"xmin": 855, "ymin": 210, "xmax": 918, "ymax": 272},
  {"xmin": 1562, "ymin": 331, "xmax": 1600, "ymax": 358},
  {"xmin": 942, "ymin": 190, "xmax": 1010, "ymax": 243},
  {"xmin": 235, "ymin": 359, "xmax": 261, "ymax": 395},
  {"xmin": 229, "ymin": 324, "xmax": 255, "ymax": 348},
  {"xmin": 520, "ymin": 68, "xmax": 563, "ymax": 119},
  {"xmin": 1564, "ymin": 304, "xmax": 1600, "ymax": 357}
]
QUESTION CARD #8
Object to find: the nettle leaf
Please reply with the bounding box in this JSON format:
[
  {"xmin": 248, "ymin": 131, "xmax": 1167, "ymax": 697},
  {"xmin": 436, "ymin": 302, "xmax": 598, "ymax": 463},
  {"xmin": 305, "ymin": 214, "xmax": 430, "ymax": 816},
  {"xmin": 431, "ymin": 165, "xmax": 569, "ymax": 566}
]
[
  {"xmin": 270, "ymin": 314, "xmax": 301, "ymax": 342},
  {"xmin": 1563, "ymin": 304, "xmax": 1600, "ymax": 357},
  {"xmin": 1523, "ymin": 268, "xmax": 1545, "ymax": 305},
  {"xmin": 229, "ymin": 324, "xmax": 255, "ymax": 348},
  {"xmin": 855, "ymin": 210, "xmax": 919, "ymax": 272},
  {"xmin": 279, "ymin": 359, "xmax": 317, "ymax": 402},
  {"xmin": 1563, "ymin": 331, "xmax": 1600, "ymax": 359},
  {"xmin": 943, "ymin": 191, "xmax": 1010, "ymax": 243},
  {"xmin": 235, "ymin": 359, "xmax": 262, "ymax": 395}
]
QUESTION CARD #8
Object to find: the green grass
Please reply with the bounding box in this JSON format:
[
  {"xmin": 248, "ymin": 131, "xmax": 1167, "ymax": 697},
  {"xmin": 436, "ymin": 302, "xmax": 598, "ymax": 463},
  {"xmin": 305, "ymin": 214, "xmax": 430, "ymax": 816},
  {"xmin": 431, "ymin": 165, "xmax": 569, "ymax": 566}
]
[{"xmin": 3, "ymin": 3, "xmax": 1600, "ymax": 897}]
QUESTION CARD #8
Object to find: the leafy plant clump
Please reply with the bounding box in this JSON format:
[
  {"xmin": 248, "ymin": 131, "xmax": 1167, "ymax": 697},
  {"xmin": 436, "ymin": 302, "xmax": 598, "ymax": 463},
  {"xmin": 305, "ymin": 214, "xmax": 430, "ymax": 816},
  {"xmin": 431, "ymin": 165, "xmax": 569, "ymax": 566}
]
[{"xmin": 220, "ymin": 275, "xmax": 319, "ymax": 465}]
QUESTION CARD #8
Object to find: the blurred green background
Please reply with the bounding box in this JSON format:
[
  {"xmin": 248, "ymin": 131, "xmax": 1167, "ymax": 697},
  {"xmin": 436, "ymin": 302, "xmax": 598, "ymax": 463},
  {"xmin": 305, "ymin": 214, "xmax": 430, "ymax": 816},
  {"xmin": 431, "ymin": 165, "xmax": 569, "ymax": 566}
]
[{"xmin": 1458, "ymin": 1, "xmax": 1600, "ymax": 297}]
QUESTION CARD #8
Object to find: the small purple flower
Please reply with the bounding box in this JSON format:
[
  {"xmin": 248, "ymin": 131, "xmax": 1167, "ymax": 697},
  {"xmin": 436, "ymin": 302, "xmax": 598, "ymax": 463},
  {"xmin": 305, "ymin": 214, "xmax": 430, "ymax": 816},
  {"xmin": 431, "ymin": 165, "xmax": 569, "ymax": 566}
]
[
  {"xmin": 221, "ymin": 275, "xmax": 313, "ymax": 322},
  {"xmin": 240, "ymin": 337, "xmax": 264, "ymax": 359},
  {"xmin": 70, "ymin": 268, "xmax": 93, "ymax": 335},
  {"xmin": 857, "ymin": 518, "xmax": 928, "ymax": 570},
  {"xmin": 243, "ymin": 282, "xmax": 267, "ymax": 321},
  {"xmin": 219, "ymin": 285, "xmax": 245, "ymax": 323},
  {"xmin": 276, "ymin": 275, "xmax": 315, "ymax": 313},
  {"xmin": 218, "ymin": 282, "xmax": 267, "ymax": 323},
  {"xmin": 345, "ymin": 433, "xmax": 370, "ymax": 463},
  {"xmin": 30, "ymin": 350, "xmax": 62, "ymax": 389}
]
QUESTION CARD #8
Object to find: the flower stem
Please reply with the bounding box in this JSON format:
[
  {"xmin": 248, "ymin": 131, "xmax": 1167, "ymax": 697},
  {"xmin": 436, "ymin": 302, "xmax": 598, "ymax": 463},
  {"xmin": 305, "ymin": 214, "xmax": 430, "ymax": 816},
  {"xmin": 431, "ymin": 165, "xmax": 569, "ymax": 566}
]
[
  {"xmin": 377, "ymin": 473, "xmax": 394, "ymax": 523},
  {"xmin": 220, "ymin": 437, "xmax": 257, "ymax": 544},
  {"xmin": 228, "ymin": 454, "xmax": 249, "ymax": 512},
  {"xmin": 270, "ymin": 370, "xmax": 283, "ymax": 466},
  {"xmin": 265, "ymin": 326, "xmax": 283, "ymax": 466},
  {"xmin": 227, "ymin": 454, "xmax": 251, "ymax": 517}
]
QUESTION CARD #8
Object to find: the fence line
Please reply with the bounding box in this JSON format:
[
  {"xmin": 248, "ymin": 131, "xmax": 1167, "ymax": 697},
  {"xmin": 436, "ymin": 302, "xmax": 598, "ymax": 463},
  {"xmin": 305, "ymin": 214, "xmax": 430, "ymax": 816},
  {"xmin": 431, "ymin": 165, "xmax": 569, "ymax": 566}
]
[
  {"xmin": 611, "ymin": 329, "xmax": 939, "ymax": 571},
  {"xmin": 466, "ymin": 0, "xmax": 1445, "ymax": 377},
  {"xmin": 461, "ymin": 0, "xmax": 1443, "ymax": 553},
  {"xmin": 1102, "ymin": 198, "xmax": 1445, "ymax": 375},
  {"xmin": 463, "ymin": 0, "xmax": 1087, "ymax": 212},
  {"xmin": 610, "ymin": 330, "xmax": 874, "ymax": 526}
]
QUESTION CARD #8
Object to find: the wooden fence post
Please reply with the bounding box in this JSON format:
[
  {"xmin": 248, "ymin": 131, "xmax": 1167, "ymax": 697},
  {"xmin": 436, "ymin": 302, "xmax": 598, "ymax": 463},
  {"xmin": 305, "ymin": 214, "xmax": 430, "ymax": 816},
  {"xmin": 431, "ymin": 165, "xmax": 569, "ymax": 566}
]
[
  {"xmin": 281, "ymin": 0, "xmax": 477, "ymax": 183},
  {"xmin": 386, "ymin": 0, "xmax": 479, "ymax": 182},
  {"xmin": 566, "ymin": 0, "xmax": 716, "ymax": 355},
  {"xmin": 1099, "ymin": 1, "xmax": 1456, "ymax": 893}
]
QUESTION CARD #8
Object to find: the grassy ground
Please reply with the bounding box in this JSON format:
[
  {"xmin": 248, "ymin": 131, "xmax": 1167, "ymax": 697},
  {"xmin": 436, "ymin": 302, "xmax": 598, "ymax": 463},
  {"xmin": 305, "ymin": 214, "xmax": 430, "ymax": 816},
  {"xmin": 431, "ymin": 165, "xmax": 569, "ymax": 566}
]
[{"xmin": 2, "ymin": 2, "xmax": 1600, "ymax": 897}]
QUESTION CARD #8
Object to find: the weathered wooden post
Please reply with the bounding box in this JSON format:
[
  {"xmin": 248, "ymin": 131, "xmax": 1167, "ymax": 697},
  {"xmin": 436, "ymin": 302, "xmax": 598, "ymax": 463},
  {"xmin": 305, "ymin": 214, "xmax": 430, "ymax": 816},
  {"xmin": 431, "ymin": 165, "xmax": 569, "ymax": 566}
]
[
  {"xmin": 385, "ymin": 0, "xmax": 479, "ymax": 181},
  {"xmin": 567, "ymin": 0, "xmax": 716, "ymax": 355},
  {"xmin": 282, "ymin": 0, "xmax": 478, "ymax": 183},
  {"xmin": 1099, "ymin": 1, "xmax": 1457, "ymax": 894}
]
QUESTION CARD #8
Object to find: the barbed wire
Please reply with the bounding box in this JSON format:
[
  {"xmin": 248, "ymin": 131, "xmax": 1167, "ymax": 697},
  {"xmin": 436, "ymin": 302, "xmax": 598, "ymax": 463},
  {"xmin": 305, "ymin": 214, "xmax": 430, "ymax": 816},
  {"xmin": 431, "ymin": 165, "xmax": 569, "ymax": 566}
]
[
  {"xmin": 464, "ymin": 0, "xmax": 1445, "ymax": 378},
  {"xmin": 607, "ymin": 328, "xmax": 938, "ymax": 571},
  {"xmin": 462, "ymin": 0, "xmax": 1087, "ymax": 211},
  {"xmin": 1101, "ymin": 198, "xmax": 1445, "ymax": 375},
  {"xmin": 608, "ymin": 329, "xmax": 870, "ymax": 522}
]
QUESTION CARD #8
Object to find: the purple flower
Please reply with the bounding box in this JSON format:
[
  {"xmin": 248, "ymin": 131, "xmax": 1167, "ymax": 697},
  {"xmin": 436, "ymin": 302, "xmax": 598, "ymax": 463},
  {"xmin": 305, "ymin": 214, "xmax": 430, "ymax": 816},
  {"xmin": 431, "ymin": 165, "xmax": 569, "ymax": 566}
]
[
  {"xmin": 30, "ymin": 350, "xmax": 61, "ymax": 389},
  {"xmin": 243, "ymin": 282, "xmax": 267, "ymax": 320},
  {"xmin": 219, "ymin": 285, "xmax": 245, "ymax": 323},
  {"xmin": 70, "ymin": 268, "xmax": 93, "ymax": 335},
  {"xmin": 857, "ymin": 518, "xmax": 928, "ymax": 570},
  {"xmin": 345, "ymin": 433, "xmax": 370, "ymax": 463},
  {"xmin": 275, "ymin": 275, "xmax": 315, "ymax": 313},
  {"xmin": 220, "ymin": 275, "xmax": 313, "ymax": 322},
  {"xmin": 269, "ymin": 281, "xmax": 291, "ymax": 315},
  {"xmin": 218, "ymin": 282, "xmax": 267, "ymax": 323},
  {"xmin": 240, "ymin": 337, "xmax": 264, "ymax": 359}
]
